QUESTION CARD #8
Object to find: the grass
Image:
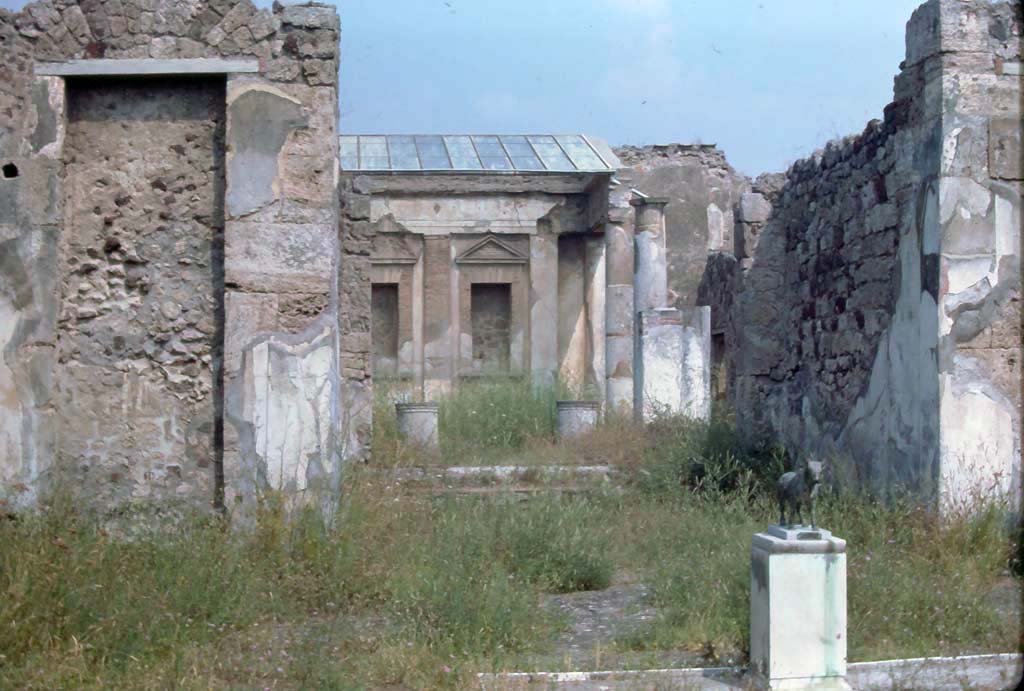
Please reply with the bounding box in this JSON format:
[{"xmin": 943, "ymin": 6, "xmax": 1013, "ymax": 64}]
[
  {"xmin": 1, "ymin": 398, "xmax": 1019, "ymax": 689},
  {"xmin": 373, "ymin": 375, "xmax": 641, "ymax": 467}
]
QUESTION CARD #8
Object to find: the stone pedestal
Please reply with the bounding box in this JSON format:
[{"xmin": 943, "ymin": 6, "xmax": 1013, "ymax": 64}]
[
  {"xmin": 395, "ymin": 402, "xmax": 440, "ymax": 451},
  {"xmin": 751, "ymin": 526, "xmax": 851, "ymax": 691},
  {"xmin": 556, "ymin": 400, "xmax": 601, "ymax": 439},
  {"xmin": 634, "ymin": 308, "xmax": 684, "ymax": 422}
]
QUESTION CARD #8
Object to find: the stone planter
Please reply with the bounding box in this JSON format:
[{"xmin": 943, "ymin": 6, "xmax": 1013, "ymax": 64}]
[
  {"xmin": 556, "ymin": 400, "xmax": 601, "ymax": 439},
  {"xmin": 395, "ymin": 402, "xmax": 440, "ymax": 451}
]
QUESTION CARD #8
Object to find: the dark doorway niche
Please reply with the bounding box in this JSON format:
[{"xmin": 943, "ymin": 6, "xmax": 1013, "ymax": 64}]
[
  {"xmin": 1, "ymin": 163, "xmax": 19, "ymax": 179},
  {"xmin": 471, "ymin": 283, "xmax": 512, "ymax": 374},
  {"xmin": 372, "ymin": 283, "xmax": 400, "ymax": 377}
]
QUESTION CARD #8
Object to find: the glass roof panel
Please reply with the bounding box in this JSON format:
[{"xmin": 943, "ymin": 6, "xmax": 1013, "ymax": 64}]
[
  {"xmin": 527, "ymin": 135, "xmax": 573, "ymax": 170},
  {"xmin": 359, "ymin": 136, "xmax": 388, "ymax": 169},
  {"xmin": 444, "ymin": 136, "xmax": 482, "ymax": 169},
  {"xmin": 339, "ymin": 136, "xmax": 359, "ymax": 156},
  {"xmin": 338, "ymin": 135, "xmax": 612, "ymax": 172},
  {"xmin": 554, "ymin": 135, "xmax": 606, "ymax": 170},
  {"xmin": 339, "ymin": 136, "xmax": 359, "ymax": 170},
  {"xmin": 500, "ymin": 136, "xmax": 543, "ymax": 170},
  {"xmin": 387, "ymin": 135, "xmax": 420, "ymax": 170},
  {"xmin": 416, "ymin": 136, "xmax": 451, "ymax": 169},
  {"xmin": 510, "ymin": 156, "xmax": 544, "ymax": 171},
  {"xmin": 472, "ymin": 136, "xmax": 512, "ymax": 170},
  {"xmin": 360, "ymin": 156, "xmax": 390, "ymax": 170}
]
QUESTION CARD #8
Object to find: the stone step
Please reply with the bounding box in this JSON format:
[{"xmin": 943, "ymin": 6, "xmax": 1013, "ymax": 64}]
[
  {"xmin": 371, "ymin": 464, "xmax": 623, "ymax": 490},
  {"xmin": 478, "ymin": 653, "xmax": 1024, "ymax": 690}
]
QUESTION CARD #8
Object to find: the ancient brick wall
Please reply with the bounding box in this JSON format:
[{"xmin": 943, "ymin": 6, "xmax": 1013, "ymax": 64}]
[
  {"xmin": 337, "ymin": 176, "xmax": 373, "ymax": 461},
  {"xmin": 711, "ymin": 0, "xmax": 1021, "ymax": 506},
  {"xmin": 0, "ymin": 0, "xmax": 344, "ymax": 518}
]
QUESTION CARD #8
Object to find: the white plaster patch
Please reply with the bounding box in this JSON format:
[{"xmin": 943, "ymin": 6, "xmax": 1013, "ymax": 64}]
[
  {"xmin": 0, "ymin": 299, "xmax": 24, "ymax": 489},
  {"xmin": 941, "ymin": 125, "xmax": 964, "ymax": 175},
  {"xmin": 706, "ymin": 203, "xmax": 725, "ymax": 250},
  {"xmin": 37, "ymin": 76, "xmax": 66, "ymax": 160},
  {"xmin": 946, "ymin": 256, "xmax": 996, "ymax": 295},
  {"xmin": 994, "ymin": 193, "xmax": 1020, "ymax": 260},
  {"xmin": 247, "ymin": 328, "xmax": 334, "ymax": 493},
  {"xmin": 939, "ymin": 374, "xmax": 1015, "ymax": 512},
  {"xmin": 939, "ymin": 177, "xmax": 992, "ymax": 223}
]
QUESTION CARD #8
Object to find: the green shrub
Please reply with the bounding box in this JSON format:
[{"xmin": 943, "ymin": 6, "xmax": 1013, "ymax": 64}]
[{"xmin": 636, "ymin": 411, "xmax": 787, "ymax": 500}]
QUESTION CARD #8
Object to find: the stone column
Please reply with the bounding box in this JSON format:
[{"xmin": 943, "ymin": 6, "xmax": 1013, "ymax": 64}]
[
  {"xmin": 585, "ymin": 236, "xmax": 606, "ymax": 399},
  {"xmin": 605, "ymin": 206, "xmax": 635, "ymax": 410},
  {"xmin": 750, "ymin": 526, "xmax": 851, "ymax": 690},
  {"xmin": 412, "ymin": 252, "xmax": 425, "ymax": 399},
  {"xmin": 631, "ymin": 197, "xmax": 670, "ymax": 313},
  {"xmin": 530, "ymin": 233, "xmax": 559, "ymax": 388}
]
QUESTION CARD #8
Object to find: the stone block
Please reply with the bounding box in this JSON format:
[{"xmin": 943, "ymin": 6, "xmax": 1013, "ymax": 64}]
[
  {"xmin": 225, "ymin": 221, "xmax": 334, "ymax": 293},
  {"xmin": 989, "ymin": 118, "xmax": 1022, "ymax": 181},
  {"xmin": 750, "ymin": 527, "xmax": 850, "ymax": 690},
  {"xmin": 279, "ymin": 4, "xmax": 340, "ymax": 31},
  {"xmin": 739, "ymin": 192, "xmax": 772, "ymax": 224}
]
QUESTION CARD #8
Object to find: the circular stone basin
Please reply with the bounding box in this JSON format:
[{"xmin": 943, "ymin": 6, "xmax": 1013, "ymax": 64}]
[
  {"xmin": 556, "ymin": 400, "xmax": 601, "ymax": 439},
  {"xmin": 395, "ymin": 402, "xmax": 440, "ymax": 450}
]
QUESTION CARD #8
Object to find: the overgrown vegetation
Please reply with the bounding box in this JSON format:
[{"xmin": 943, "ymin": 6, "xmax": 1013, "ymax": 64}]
[{"xmin": 2, "ymin": 393, "xmax": 1019, "ymax": 689}]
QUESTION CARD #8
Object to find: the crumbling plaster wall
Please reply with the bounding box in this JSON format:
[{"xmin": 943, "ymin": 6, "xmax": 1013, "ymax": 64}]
[
  {"xmin": 615, "ymin": 144, "xmax": 751, "ymax": 309},
  {"xmin": 703, "ymin": 0, "xmax": 1021, "ymax": 505},
  {"xmin": 0, "ymin": 0, "xmax": 345, "ymax": 517},
  {"xmin": 931, "ymin": 0, "xmax": 1022, "ymax": 509}
]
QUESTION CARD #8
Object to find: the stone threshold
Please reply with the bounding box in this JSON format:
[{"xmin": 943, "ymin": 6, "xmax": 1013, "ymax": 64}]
[
  {"xmin": 386, "ymin": 465, "xmax": 618, "ymax": 481},
  {"xmin": 478, "ymin": 653, "xmax": 1022, "ymax": 690}
]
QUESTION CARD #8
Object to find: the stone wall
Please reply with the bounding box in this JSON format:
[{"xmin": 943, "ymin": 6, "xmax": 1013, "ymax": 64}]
[
  {"xmin": 337, "ymin": 175, "xmax": 373, "ymax": 458},
  {"xmin": 59, "ymin": 78, "xmax": 225, "ymax": 510},
  {"xmin": 701, "ymin": 0, "xmax": 1021, "ymax": 507},
  {"xmin": 932, "ymin": 0, "xmax": 1022, "ymax": 510},
  {"xmin": 615, "ymin": 144, "xmax": 751, "ymax": 309},
  {"xmin": 0, "ymin": 0, "xmax": 345, "ymax": 518}
]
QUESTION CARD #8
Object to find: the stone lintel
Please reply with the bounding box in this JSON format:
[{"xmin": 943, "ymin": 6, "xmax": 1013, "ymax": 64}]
[
  {"xmin": 350, "ymin": 171, "xmax": 608, "ymax": 195},
  {"xmin": 35, "ymin": 58, "xmax": 260, "ymax": 77},
  {"xmin": 631, "ymin": 196, "xmax": 671, "ymax": 207}
]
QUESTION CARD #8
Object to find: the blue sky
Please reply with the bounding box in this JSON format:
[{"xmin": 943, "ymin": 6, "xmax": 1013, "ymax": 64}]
[{"xmin": 2, "ymin": 0, "xmax": 926, "ymax": 175}]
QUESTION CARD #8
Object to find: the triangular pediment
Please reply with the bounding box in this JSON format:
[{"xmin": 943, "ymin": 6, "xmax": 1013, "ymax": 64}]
[
  {"xmin": 455, "ymin": 235, "xmax": 528, "ymax": 265},
  {"xmin": 370, "ymin": 232, "xmax": 422, "ymax": 265}
]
